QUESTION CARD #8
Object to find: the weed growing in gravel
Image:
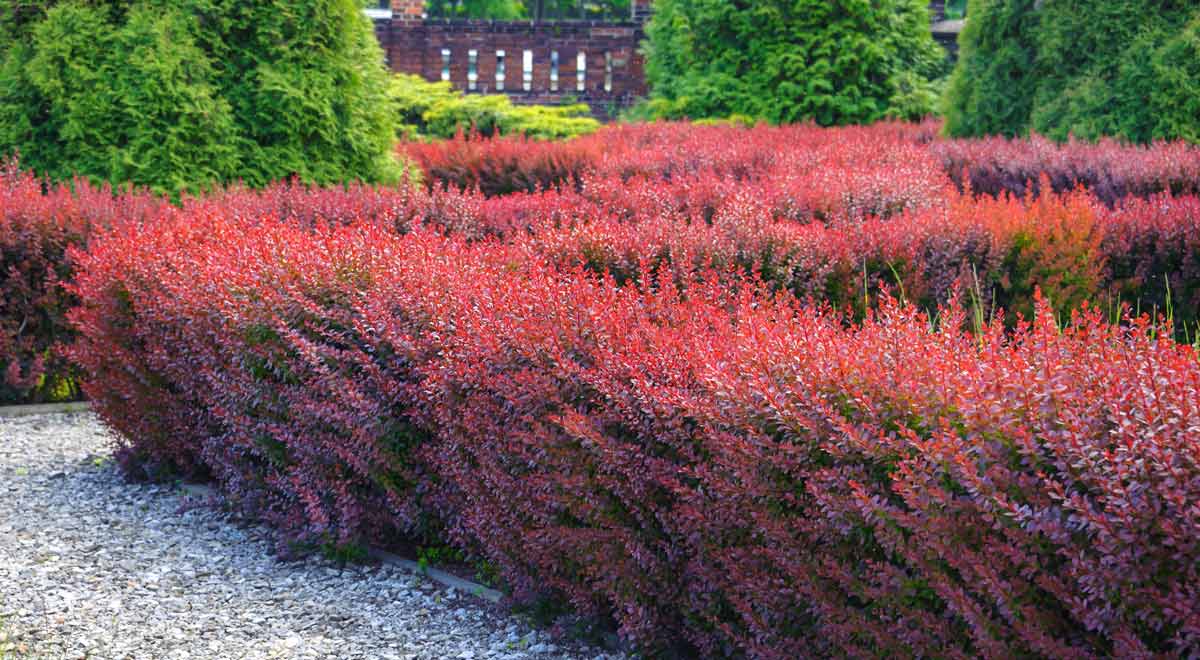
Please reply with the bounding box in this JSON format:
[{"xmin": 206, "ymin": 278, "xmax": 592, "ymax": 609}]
[
  {"xmin": 320, "ymin": 540, "xmax": 369, "ymax": 565},
  {"xmin": 0, "ymin": 609, "xmax": 27, "ymax": 659}
]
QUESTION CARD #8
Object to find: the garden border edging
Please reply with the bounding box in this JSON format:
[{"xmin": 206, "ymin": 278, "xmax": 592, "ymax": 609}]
[
  {"xmin": 177, "ymin": 483, "xmax": 503, "ymax": 604},
  {"xmin": 0, "ymin": 401, "xmax": 91, "ymax": 418}
]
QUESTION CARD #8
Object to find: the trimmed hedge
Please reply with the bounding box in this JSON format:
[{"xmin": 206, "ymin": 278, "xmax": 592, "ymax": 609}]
[
  {"xmin": 930, "ymin": 133, "xmax": 1200, "ymax": 205},
  {"xmin": 11, "ymin": 121, "xmax": 1200, "ymax": 405},
  {"xmin": 403, "ymin": 121, "xmax": 1200, "ymax": 206},
  {"xmin": 0, "ymin": 166, "xmax": 435, "ymax": 405},
  {"xmin": 5, "ymin": 121, "xmax": 1200, "ymax": 654},
  {"xmin": 69, "ymin": 209, "xmax": 1200, "ymax": 656},
  {"xmin": 0, "ymin": 163, "xmax": 167, "ymax": 403}
]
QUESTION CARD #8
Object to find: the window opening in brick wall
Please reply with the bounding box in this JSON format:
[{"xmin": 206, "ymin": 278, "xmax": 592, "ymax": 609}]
[
  {"xmin": 365, "ymin": 0, "xmax": 391, "ymax": 19},
  {"xmin": 523, "ymin": 50, "xmax": 533, "ymax": 91},
  {"xmin": 576, "ymin": 51, "xmax": 586, "ymax": 92},
  {"xmin": 468, "ymin": 49, "xmax": 478, "ymax": 91},
  {"xmin": 604, "ymin": 51, "xmax": 613, "ymax": 92},
  {"xmin": 550, "ymin": 50, "xmax": 559, "ymax": 91},
  {"xmin": 496, "ymin": 49, "xmax": 506, "ymax": 91},
  {"xmin": 441, "ymin": 49, "xmax": 451, "ymax": 82}
]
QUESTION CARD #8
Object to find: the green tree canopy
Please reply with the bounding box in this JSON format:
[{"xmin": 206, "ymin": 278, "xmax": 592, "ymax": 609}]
[
  {"xmin": 424, "ymin": 0, "xmax": 630, "ymax": 20},
  {"xmin": 641, "ymin": 0, "xmax": 948, "ymax": 125},
  {"xmin": 0, "ymin": 0, "xmax": 401, "ymax": 192},
  {"xmin": 943, "ymin": 0, "xmax": 1200, "ymax": 143}
]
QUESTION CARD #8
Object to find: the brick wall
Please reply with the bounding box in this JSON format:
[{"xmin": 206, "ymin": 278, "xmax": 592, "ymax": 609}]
[{"xmin": 374, "ymin": 18, "xmax": 646, "ymax": 118}]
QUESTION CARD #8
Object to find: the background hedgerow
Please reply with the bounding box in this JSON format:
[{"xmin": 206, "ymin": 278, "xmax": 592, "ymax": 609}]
[
  {"xmin": 404, "ymin": 121, "xmax": 1200, "ymax": 207},
  {"xmin": 401, "ymin": 133, "xmax": 601, "ymax": 197},
  {"xmin": 931, "ymin": 133, "xmax": 1200, "ymax": 204},
  {"xmin": 512, "ymin": 184, "xmax": 1105, "ymax": 326}
]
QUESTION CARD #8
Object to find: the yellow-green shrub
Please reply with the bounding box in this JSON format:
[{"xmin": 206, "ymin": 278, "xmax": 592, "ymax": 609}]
[{"xmin": 390, "ymin": 74, "xmax": 599, "ymax": 141}]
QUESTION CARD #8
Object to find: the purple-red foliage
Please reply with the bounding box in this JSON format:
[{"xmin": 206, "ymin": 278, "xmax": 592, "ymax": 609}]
[
  {"xmin": 931, "ymin": 133, "xmax": 1200, "ymax": 204},
  {"xmin": 0, "ymin": 162, "xmax": 166, "ymax": 403},
  {"xmin": 70, "ymin": 206, "xmax": 1200, "ymax": 655},
  {"xmin": 22, "ymin": 120, "xmax": 1200, "ymax": 656},
  {"xmin": 2, "ymin": 171, "xmax": 489, "ymax": 404}
]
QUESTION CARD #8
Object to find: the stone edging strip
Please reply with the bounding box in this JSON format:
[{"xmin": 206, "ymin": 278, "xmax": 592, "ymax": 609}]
[
  {"xmin": 0, "ymin": 401, "xmax": 92, "ymax": 418},
  {"xmin": 367, "ymin": 548, "xmax": 504, "ymax": 604},
  {"xmin": 178, "ymin": 482, "xmax": 504, "ymax": 604}
]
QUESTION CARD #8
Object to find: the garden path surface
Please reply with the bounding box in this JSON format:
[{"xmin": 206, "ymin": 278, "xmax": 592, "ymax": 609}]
[{"xmin": 0, "ymin": 412, "xmax": 623, "ymax": 660}]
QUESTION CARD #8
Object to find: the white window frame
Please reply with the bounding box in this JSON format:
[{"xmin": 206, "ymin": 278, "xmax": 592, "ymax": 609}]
[
  {"xmin": 468, "ymin": 49, "xmax": 478, "ymax": 91},
  {"xmin": 550, "ymin": 50, "xmax": 559, "ymax": 91},
  {"xmin": 522, "ymin": 50, "xmax": 533, "ymax": 92},
  {"xmin": 364, "ymin": 1, "xmax": 392, "ymax": 19},
  {"xmin": 496, "ymin": 49, "xmax": 506, "ymax": 91}
]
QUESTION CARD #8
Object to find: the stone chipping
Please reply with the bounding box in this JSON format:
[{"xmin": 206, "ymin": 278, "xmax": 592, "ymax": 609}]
[{"xmin": 0, "ymin": 412, "xmax": 624, "ymax": 660}]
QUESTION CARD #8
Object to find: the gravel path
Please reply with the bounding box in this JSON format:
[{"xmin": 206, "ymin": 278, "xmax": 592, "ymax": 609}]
[{"xmin": 0, "ymin": 413, "xmax": 624, "ymax": 660}]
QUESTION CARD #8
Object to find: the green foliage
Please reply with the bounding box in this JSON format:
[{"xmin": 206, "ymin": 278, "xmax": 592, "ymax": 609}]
[
  {"xmin": 0, "ymin": 0, "xmax": 401, "ymax": 193},
  {"xmin": 940, "ymin": 0, "xmax": 1038, "ymax": 138},
  {"xmin": 425, "ymin": 0, "xmax": 630, "ymax": 20},
  {"xmin": 642, "ymin": 0, "xmax": 948, "ymax": 125},
  {"xmin": 391, "ymin": 74, "xmax": 599, "ymax": 140},
  {"xmin": 691, "ymin": 114, "xmax": 760, "ymax": 128},
  {"xmin": 426, "ymin": 0, "xmax": 525, "ymax": 19},
  {"xmin": 944, "ymin": 0, "xmax": 1200, "ymax": 143}
]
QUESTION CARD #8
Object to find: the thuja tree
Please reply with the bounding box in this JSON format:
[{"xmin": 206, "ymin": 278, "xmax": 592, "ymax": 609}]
[
  {"xmin": 943, "ymin": 0, "xmax": 1200, "ymax": 143},
  {"xmin": 641, "ymin": 0, "xmax": 948, "ymax": 125},
  {"xmin": 0, "ymin": 0, "xmax": 401, "ymax": 193}
]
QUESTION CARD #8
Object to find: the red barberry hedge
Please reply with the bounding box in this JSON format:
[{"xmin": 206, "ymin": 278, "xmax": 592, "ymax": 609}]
[
  {"xmin": 15, "ymin": 121, "xmax": 1200, "ymax": 407},
  {"xmin": 931, "ymin": 133, "xmax": 1200, "ymax": 204},
  {"xmin": 9, "ymin": 119, "xmax": 1200, "ymax": 656},
  {"xmin": 70, "ymin": 204, "xmax": 1200, "ymax": 655},
  {"xmin": 0, "ymin": 163, "xmax": 166, "ymax": 403},
  {"xmin": 1, "ymin": 170, "xmax": 471, "ymax": 404},
  {"xmin": 404, "ymin": 121, "xmax": 1200, "ymax": 207}
]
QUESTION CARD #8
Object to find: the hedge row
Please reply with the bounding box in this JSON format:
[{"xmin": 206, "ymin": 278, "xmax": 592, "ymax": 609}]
[
  {"xmin": 0, "ymin": 164, "xmax": 435, "ymax": 404},
  {"xmin": 9, "ymin": 122, "xmax": 1200, "ymax": 402},
  {"xmin": 402, "ymin": 121, "xmax": 1200, "ymax": 206},
  {"xmin": 0, "ymin": 164, "xmax": 166, "ymax": 402},
  {"xmin": 508, "ymin": 181, "xmax": 1200, "ymax": 334},
  {"xmin": 929, "ymin": 133, "xmax": 1200, "ymax": 205},
  {"xmin": 69, "ymin": 210, "xmax": 1200, "ymax": 657}
]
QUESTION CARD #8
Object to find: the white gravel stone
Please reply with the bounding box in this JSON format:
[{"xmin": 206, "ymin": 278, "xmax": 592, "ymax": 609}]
[{"xmin": 0, "ymin": 412, "xmax": 627, "ymax": 660}]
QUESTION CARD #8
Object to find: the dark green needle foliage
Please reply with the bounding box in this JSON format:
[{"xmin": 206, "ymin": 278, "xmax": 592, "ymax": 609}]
[
  {"xmin": 641, "ymin": 0, "xmax": 948, "ymax": 125},
  {"xmin": 0, "ymin": 0, "xmax": 401, "ymax": 193},
  {"xmin": 943, "ymin": 0, "xmax": 1200, "ymax": 143}
]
